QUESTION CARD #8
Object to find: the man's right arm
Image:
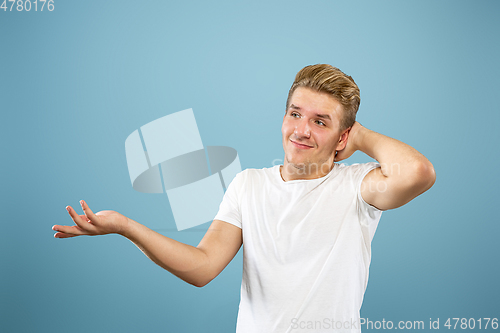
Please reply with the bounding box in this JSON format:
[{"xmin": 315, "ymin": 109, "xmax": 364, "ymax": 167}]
[
  {"xmin": 124, "ymin": 218, "xmax": 242, "ymax": 287},
  {"xmin": 52, "ymin": 200, "xmax": 242, "ymax": 287}
]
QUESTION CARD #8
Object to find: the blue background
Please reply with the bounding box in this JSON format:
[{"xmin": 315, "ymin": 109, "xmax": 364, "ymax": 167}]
[{"xmin": 1, "ymin": 0, "xmax": 499, "ymax": 332}]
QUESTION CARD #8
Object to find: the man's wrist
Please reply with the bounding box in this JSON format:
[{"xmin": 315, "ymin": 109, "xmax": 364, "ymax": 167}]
[
  {"xmin": 350, "ymin": 122, "xmax": 368, "ymax": 153},
  {"xmin": 119, "ymin": 217, "xmax": 135, "ymax": 238}
]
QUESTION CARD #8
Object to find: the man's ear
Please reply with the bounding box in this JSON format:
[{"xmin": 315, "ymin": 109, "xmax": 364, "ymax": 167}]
[{"xmin": 336, "ymin": 127, "xmax": 351, "ymax": 151}]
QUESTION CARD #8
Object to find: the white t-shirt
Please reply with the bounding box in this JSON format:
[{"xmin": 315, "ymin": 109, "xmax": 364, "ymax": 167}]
[{"xmin": 214, "ymin": 163, "xmax": 383, "ymax": 333}]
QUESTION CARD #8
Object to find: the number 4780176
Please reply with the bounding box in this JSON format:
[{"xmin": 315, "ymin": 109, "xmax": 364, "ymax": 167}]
[
  {"xmin": 444, "ymin": 318, "xmax": 498, "ymax": 330},
  {"xmin": 1, "ymin": 0, "xmax": 55, "ymax": 11}
]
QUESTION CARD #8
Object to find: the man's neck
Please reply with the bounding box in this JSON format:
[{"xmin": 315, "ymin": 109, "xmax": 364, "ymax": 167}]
[{"xmin": 280, "ymin": 162, "xmax": 335, "ymax": 182}]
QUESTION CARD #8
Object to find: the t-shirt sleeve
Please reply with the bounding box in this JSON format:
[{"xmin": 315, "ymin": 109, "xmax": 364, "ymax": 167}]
[
  {"xmin": 350, "ymin": 162, "xmax": 383, "ymax": 240},
  {"xmin": 213, "ymin": 170, "xmax": 244, "ymax": 229},
  {"xmin": 353, "ymin": 162, "xmax": 384, "ymax": 215}
]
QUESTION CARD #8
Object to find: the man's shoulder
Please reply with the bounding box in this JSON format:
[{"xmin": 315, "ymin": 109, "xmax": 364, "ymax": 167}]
[
  {"xmin": 228, "ymin": 165, "xmax": 278, "ymax": 188},
  {"xmin": 240, "ymin": 165, "xmax": 278, "ymax": 175}
]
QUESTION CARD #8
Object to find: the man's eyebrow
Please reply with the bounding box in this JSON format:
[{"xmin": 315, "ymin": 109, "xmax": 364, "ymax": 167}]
[
  {"xmin": 316, "ymin": 113, "xmax": 331, "ymax": 120},
  {"xmin": 289, "ymin": 104, "xmax": 332, "ymax": 121}
]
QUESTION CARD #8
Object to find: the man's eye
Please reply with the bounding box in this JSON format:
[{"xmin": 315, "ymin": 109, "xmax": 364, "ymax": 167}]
[
  {"xmin": 291, "ymin": 112, "xmax": 300, "ymax": 118},
  {"xmin": 315, "ymin": 120, "xmax": 325, "ymax": 126}
]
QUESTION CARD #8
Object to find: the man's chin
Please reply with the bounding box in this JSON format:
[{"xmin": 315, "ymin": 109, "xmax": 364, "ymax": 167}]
[{"xmin": 284, "ymin": 156, "xmax": 307, "ymax": 169}]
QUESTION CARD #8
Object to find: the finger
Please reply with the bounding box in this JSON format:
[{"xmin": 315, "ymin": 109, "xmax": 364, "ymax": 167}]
[
  {"xmin": 77, "ymin": 214, "xmax": 91, "ymax": 223},
  {"xmin": 52, "ymin": 224, "xmax": 88, "ymax": 236},
  {"xmin": 66, "ymin": 205, "xmax": 96, "ymax": 232},
  {"xmin": 54, "ymin": 232, "xmax": 78, "ymax": 239},
  {"xmin": 80, "ymin": 200, "xmax": 99, "ymax": 225}
]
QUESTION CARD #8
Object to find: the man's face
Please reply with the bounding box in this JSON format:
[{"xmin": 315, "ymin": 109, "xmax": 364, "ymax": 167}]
[{"xmin": 281, "ymin": 87, "xmax": 347, "ymax": 175}]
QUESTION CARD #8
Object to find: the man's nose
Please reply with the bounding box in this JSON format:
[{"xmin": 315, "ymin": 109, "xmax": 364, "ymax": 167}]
[{"xmin": 294, "ymin": 119, "xmax": 311, "ymax": 138}]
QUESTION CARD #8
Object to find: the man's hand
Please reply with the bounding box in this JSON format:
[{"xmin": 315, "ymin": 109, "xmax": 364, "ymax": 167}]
[
  {"xmin": 52, "ymin": 200, "xmax": 129, "ymax": 238},
  {"xmin": 334, "ymin": 121, "xmax": 363, "ymax": 162}
]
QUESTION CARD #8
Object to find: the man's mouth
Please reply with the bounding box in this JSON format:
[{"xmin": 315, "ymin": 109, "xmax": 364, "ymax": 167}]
[{"xmin": 290, "ymin": 139, "xmax": 313, "ymax": 149}]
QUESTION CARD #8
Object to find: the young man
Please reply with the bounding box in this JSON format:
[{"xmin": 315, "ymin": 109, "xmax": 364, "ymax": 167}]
[{"xmin": 53, "ymin": 64, "xmax": 435, "ymax": 332}]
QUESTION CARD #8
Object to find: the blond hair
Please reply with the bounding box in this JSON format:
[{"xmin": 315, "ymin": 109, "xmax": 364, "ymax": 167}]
[{"xmin": 286, "ymin": 64, "xmax": 360, "ymax": 131}]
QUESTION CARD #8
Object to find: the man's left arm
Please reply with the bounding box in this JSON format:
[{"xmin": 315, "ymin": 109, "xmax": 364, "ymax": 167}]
[{"xmin": 336, "ymin": 122, "xmax": 436, "ymax": 211}]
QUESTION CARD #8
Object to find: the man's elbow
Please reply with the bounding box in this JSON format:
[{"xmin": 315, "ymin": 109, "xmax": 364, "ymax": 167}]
[
  {"xmin": 189, "ymin": 276, "xmax": 214, "ymax": 288},
  {"xmin": 190, "ymin": 280, "xmax": 207, "ymax": 288},
  {"xmin": 413, "ymin": 158, "xmax": 436, "ymax": 192},
  {"xmin": 180, "ymin": 261, "xmax": 217, "ymax": 288},
  {"xmin": 172, "ymin": 258, "xmax": 215, "ymax": 288}
]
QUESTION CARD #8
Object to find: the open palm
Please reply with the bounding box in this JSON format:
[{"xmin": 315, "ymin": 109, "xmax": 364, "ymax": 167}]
[{"xmin": 52, "ymin": 200, "xmax": 129, "ymax": 238}]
